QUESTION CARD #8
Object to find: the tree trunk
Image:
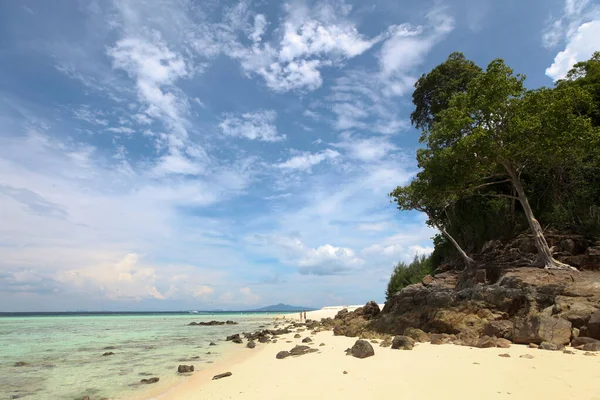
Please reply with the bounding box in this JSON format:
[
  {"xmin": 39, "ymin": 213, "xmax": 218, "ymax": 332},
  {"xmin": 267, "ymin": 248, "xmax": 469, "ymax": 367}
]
[
  {"xmin": 503, "ymin": 163, "xmax": 577, "ymax": 270},
  {"xmin": 438, "ymin": 226, "xmax": 476, "ymax": 267}
]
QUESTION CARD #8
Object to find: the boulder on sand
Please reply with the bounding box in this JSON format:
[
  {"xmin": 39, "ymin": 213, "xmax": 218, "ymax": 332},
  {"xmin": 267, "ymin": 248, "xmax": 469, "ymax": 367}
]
[
  {"xmin": 247, "ymin": 341, "xmax": 256, "ymax": 349},
  {"xmin": 391, "ymin": 335, "xmax": 414, "ymax": 350},
  {"xmin": 276, "ymin": 351, "xmax": 290, "ymax": 359},
  {"xmin": 212, "ymin": 372, "xmax": 232, "ymax": 380},
  {"xmin": 177, "ymin": 365, "xmax": 194, "ymax": 373},
  {"xmin": 348, "ymin": 339, "xmax": 374, "ymax": 359}
]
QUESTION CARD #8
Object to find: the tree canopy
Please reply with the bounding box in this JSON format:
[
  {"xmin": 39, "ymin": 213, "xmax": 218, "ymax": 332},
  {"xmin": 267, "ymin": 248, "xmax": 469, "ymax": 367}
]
[{"xmin": 390, "ymin": 52, "xmax": 600, "ymax": 272}]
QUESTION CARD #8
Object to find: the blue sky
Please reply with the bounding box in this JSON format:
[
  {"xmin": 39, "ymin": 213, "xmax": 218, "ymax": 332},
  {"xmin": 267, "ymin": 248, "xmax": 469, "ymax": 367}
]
[{"xmin": 0, "ymin": 0, "xmax": 598, "ymax": 311}]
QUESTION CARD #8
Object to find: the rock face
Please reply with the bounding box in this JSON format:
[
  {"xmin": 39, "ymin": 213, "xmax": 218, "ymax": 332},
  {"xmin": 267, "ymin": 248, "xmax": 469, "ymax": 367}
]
[
  {"xmin": 140, "ymin": 377, "xmax": 159, "ymax": 384},
  {"xmin": 391, "ymin": 335, "xmax": 414, "ymax": 350},
  {"xmin": 372, "ymin": 265, "xmax": 600, "ymax": 349},
  {"xmin": 212, "ymin": 372, "xmax": 232, "ymax": 380},
  {"xmin": 348, "ymin": 340, "xmax": 374, "ymax": 359},
  {"xmin": 177, "ymin": 365, "xmax": 194, "ymax": 373},
  {"xmin": 513, "ymin": 316, "xmax": 572, "ymax": 345}
]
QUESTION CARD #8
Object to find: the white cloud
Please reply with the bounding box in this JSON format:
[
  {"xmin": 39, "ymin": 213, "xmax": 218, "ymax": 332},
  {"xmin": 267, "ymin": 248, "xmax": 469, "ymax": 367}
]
[
  {"xmin": 219, "ymin": 110, "xmax": 284, "ymax": 142},
  {"xmin": 298, "ymin": 244, "xmax": 364, "ymax": 275},
  {"xmin": 194, "ymin": 285, "xmax": 214, "ymax": 299},
  {"xmin": 277, "ymin": 149, "xmax": 340, "ymax": 171},
  {"xmin": 546, "ymin": 20, "xmax": 600, "ymax": 80},
  {"xmin": 378, "ymin": 8, "xmax": 455, "ymax": 96},
  {"xmin": 227, "ymin": 1, "xmax": 388, "ymax": 92},
  {"xmin": 542, "ymin": 0, "xmax": 598, "ymax": 48},
  {"xmin": 333, "ymin": 133, "xmax": 397, "ymax": 162},
  {"xmin": 106, "ymin": 126, "xmax": 135, "ymax": 134}
]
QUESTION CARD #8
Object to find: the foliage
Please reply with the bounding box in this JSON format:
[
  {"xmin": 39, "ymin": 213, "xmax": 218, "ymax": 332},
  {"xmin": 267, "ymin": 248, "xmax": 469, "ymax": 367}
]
[
  {"xmin": 385, "ymin": 254, "xmax": 433, "ymax": 301},
  {"xmin": 389, "ymin": 52, "xmax": 600, "ymax": 272},
  {"xmin": 411, "ymin": 52, "xmax": 482, "ymax": 132}
]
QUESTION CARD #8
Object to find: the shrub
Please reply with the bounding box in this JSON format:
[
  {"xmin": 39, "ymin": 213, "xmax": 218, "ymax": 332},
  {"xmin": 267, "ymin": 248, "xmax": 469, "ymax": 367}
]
[{"xmin": 385, "ymin": 254, "xmax": 433, "ymax": 301}]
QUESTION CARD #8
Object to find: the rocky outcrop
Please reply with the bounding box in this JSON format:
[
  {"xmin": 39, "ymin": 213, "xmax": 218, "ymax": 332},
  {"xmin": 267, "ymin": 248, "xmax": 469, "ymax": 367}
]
[
  {"xmin": 371, "ymin": 266, "xmax": 600, "ymax": 348},
  {"xmin": 348, "ymin": 340, "xmax": 374, "ymax": 358}
]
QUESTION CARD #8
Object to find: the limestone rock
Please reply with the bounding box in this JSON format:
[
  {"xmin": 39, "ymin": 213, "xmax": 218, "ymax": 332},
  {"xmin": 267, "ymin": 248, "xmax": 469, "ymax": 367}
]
[
  {"xmin": 404, "ymin": 327, "xmax": 429, "ymax": 343},
  {"xmin": 391, "ymin": 335, "xmax": 415, "ymax": 350},
  {"xmin": 348, "ymin": 340, "xmax": 374, "ymax": 359},
  {"xmin": 513, "ymin": 316, "xmax": 572, "ymax": 345},
  {"xmin": 483, "ymin": 320, "xmax": 514, "ymax": 340}
]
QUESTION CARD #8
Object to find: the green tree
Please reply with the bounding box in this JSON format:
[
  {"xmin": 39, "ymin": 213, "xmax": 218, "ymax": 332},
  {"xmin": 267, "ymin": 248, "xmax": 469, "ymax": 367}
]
[
  {"xmin": 422, "ymin": 59, "xmax": 596, "ymax": 270},
  {"xmin": 385, "ymin": 254, "xmax": 433, "ymax": 301},
  {"xmin": 411, "ymin": 52, "xmax": 482, "ymax": 132},
  {"xmin": 558, "ymin": 51, "xmax": 600, "ymax": 126}
]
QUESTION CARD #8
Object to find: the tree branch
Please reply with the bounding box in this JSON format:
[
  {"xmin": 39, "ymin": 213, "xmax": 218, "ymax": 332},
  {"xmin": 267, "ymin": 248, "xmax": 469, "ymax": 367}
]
[
  {"xmin": 475, "ymin": 193, "xmax": 519, "ymax": 200},
  {"xmin": 468, "ymin": 179, "xmax": 511, "ymax": 191}
]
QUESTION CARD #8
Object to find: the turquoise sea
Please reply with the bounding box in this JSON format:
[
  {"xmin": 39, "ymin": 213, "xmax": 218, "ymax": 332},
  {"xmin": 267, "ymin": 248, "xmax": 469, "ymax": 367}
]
[{"xmin": 0, "ymin": 312, "xmax": 279, "ymax": 400}]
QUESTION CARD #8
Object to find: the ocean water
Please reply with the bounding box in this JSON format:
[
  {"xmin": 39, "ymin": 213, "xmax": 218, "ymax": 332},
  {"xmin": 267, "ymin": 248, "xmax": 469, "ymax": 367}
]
[{"xmin": 0, "ymin": 312, "xmax": 279, "ymax": 400}]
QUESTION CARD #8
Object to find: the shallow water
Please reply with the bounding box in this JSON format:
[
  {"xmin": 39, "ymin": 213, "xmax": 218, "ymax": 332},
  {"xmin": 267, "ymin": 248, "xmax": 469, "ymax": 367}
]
[{"xmin": 0, "ymin": 313, "xmax": 277, "ymax": 400}]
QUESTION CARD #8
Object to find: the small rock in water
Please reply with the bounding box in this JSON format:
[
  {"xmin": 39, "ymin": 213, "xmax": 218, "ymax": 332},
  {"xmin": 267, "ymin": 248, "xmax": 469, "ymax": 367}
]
[
  {"xmin": 209, "ymin": 342, "xmax": 217, "ymax": 346},
  {"xmin": 102, "ymin": 352, "xmax": 115, "ymax": 356},
  {"xmin": 520, "ymin": 354, "xmax": 534, "ymax": 359},
  {"xmin": 140, "ymin": 377, "xmax": 159, "ymax": 384},
  {"xmin": 212, "ymin": 372, "xmax": 232, "ymax": 380},
  {"xmin": 14, "ymin": 361, "xmax": 28, "ymax": 367},
  {"xmin": 177, "ymin": 365, "xmax": 194, "ymax": 373},
  {"xmin": 302, "ymin": 337, "xmax": 312, "ymax": 343},
  {"xmin": 498, "ymin": 353, "xmax": 510, "ymax": 358},
  {"xmin": 103, "ymin": 346, "xmax": 117, "ymax": 350}
]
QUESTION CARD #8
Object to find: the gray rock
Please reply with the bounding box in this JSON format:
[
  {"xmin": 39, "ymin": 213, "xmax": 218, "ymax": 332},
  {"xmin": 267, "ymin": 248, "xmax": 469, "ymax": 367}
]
[
  {"xmin": 177, "ymin": 365, "xmax": 194, "ymax": 373},
  {"xmin": 140, "ymin": 377, "xmax": 159, "ymax": 384},
  {"xmin": 348, "ymin": 339, "xmax": 374, "ymax": 359},
  {"xmin": 571, "ymin": 337, "xmax": 600, "ymax": 347},
  {"xmin": 276, "ymin": 351, "xmax": 290, "ymax": 359},
  {"xmin": 582, "ymin": 342, "xmax": 600, "ymax": 351},
  {"xmin": 247, "ymin": 341, "xmax": 256, "ymax": 349},
  {"xmin": 391, "ymin": 335, "xmax": 414, "ymax": 350},
  {"xmin": 513, "ymin": 316, "xmax": 572, "ymax": 345},
  {"xmin": 289, "ymin": 345, "xmax": 318, "ymax": 356},
  {"xmin": 540, "ymin": 341, "xmax": 565, "ymax": 351}
]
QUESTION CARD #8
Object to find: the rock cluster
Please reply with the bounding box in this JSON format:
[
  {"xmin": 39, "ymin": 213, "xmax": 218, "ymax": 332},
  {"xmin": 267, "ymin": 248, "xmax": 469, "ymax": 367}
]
[{"xmin": 189, "ymin": 320, "xmax": 238, "ymax": 326}]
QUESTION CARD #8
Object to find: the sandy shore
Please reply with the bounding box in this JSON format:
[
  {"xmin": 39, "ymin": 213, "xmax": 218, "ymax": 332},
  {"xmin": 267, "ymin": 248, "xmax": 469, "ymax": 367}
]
[{"xmin": 151, "ymin": 307, "xmax": 600, "ymax": 400}]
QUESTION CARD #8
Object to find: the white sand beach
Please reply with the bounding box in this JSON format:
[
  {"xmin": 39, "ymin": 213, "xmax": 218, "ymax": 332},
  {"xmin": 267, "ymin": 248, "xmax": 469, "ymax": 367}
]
[{"xmin": 150, "ymin": 306, "xmax": 600, "ymax": 400}]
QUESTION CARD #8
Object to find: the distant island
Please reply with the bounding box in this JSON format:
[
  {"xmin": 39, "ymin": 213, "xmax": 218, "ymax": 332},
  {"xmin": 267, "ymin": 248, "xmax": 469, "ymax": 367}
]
[{"xmin": 248, "ymin": 303, "xmax": 316, "ymax": 312}]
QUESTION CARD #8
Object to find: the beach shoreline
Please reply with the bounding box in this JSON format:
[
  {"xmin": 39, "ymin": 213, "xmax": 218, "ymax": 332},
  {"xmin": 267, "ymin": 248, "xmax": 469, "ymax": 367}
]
[{"xmin": 148, "ymin": 306, "xmax": 600, "ymax": 400}]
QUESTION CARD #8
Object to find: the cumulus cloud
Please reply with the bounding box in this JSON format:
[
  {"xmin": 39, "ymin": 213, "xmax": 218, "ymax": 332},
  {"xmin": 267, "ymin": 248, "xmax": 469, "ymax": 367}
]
[
  {"xmin": 219, "ymin": 110, "xmax": 284, "ymax": 142},
  {"xmin": 544, "ymin": 0, "xmax": 600, "ymax": 80},
  {"xmin": 298, "ymin": 244, "xmax": 364, "ymax": 275},
  {"xmin": 546, "ymin": 20, "xmax": 600, "ymax": 80},
  {"xmin": 277, "ymin": 149, "xmax": 340, "ymax": 171}
]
